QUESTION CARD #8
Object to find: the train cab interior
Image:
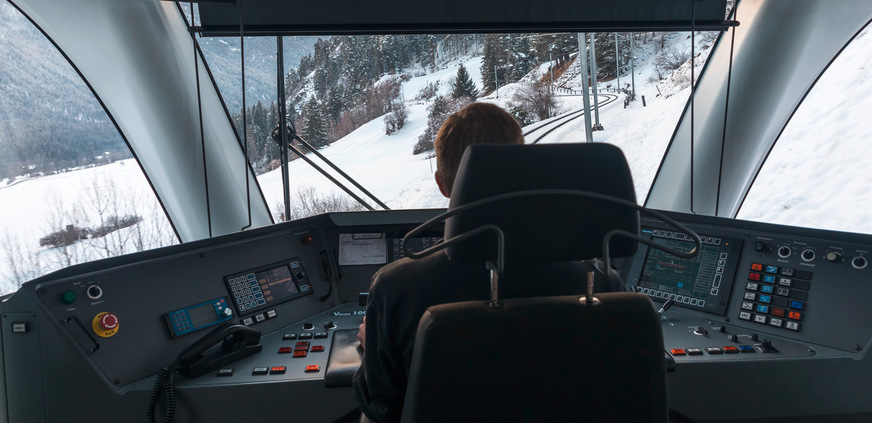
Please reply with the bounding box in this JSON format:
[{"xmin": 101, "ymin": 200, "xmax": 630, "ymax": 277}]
[{"xmin": 1, "ymin": 0, "xmax": 872, "ymax": 422}]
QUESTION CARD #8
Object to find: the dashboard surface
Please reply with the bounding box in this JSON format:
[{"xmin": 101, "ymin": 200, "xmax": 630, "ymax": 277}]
[{"xmin": 1, "ymin": 209, "xmax": 870, "ymax": 422}]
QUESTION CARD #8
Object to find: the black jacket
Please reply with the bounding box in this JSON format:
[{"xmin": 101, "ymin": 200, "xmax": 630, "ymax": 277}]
[{"xmin": 352, "ymin": 251, "xmax": 616, "ymax": 422}]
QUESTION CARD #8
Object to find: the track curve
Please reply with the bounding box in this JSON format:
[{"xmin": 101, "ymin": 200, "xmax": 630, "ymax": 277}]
[{"xmin": 524, "ymin": 93, "xmax": 619, "ymax": 144}]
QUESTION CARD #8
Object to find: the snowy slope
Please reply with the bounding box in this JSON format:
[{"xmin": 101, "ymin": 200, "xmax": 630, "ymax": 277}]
[{"xmin": 3, "ymin": 29, "xmax": 872, "ymax": 293}]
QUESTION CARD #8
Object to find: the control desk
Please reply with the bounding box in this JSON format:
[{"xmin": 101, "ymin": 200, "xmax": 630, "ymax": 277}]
[{"xmin": 0, "ymin": 209, "xmax": 870, "ymax": 422}]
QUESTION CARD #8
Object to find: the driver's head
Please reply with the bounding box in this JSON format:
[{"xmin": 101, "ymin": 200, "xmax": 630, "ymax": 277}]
[{"xmin": 434, "ymin": 103, "xmax": 525, "ymax": 197}]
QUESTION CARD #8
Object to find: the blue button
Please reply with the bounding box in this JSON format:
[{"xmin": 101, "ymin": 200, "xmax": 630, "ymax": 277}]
[
  {"xmin": 763, "ymin": 275, "xmax": 776, "ymax": 283},
  {"xmin": 761, "ymin": 285, "xmax": 774, "ymax": 293},
  {"xmin": 765, "ymin": 265, "xmax": 779, "ymax": 274},
  {"xmin": 759, "ymin": 295, "xmax": 772, "ymax": 304},
  {"xmin": 756, "ymin": 305, "xmax": 770, "ymax": 314},
  {"xmin": 738, "ymin": 345, "xmax": 755, "ymax": 353},
  {"xmin": 790, "ymin": 301, "xmax": 805, "ymax": 310},
  {"xmin": 290, "ymin": 261, "xmax": 300, "ymax": 268}
]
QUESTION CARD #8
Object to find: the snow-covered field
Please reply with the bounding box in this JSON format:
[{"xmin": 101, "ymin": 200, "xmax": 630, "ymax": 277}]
[{"xmin": 2, "ymin": 29, "xmax": 871, "ymax": 294}]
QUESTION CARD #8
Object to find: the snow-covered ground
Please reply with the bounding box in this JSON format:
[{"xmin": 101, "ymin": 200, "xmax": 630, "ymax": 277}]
[{"xmin": 3, "ymin": 29, "xmax": 872, "ymax": 294}]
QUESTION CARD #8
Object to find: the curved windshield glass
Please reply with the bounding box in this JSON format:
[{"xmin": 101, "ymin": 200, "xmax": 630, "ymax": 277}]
[
  {"xmin": 199, "ymin": 28, "xmax": 722, "ymax": 219},
  {"xmin": 0, "ymin": 2, "xmax": 177, "ymax": 294},
  {"xmin": 738, "ymin": 25, "xmax": 872, "ymax": 234}
]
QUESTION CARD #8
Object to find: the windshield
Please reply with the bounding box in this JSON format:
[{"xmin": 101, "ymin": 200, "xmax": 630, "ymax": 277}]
[
  {"xmin": 0, "ymin": 2, "xmax": 177, "ymax": 294},
  {"xmin": 198, "ymin": 29, "xmax": 720, "ymax": 219}
]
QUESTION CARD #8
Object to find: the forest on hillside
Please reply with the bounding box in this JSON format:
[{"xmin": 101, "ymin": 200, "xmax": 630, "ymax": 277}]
[{"xmin": 231, "ymin": 32, "xmax": 638, "ymax": 175}]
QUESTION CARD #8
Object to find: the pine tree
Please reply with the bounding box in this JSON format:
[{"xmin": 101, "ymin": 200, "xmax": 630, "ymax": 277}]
[
  {"xmin": 480, "ymin": 34, "xmax": 502, "ymax": 93},
  {"xmin": 302, "ymin": 98, "xmax": 329, "ymax": 148},
  {"xmin": 452, "ymin": 64, "xmax": 479, "ymax": 100}
]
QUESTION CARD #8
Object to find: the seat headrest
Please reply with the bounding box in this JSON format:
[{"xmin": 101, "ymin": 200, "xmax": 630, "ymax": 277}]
[{"xmin": 445, "ymin": 143, "xmax": 639, "ymax": 263}]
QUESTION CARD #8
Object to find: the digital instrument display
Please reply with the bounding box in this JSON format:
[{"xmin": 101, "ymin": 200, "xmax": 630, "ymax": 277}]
[
  {"xmin": 187, "ymin": 303, "xmax": 219, "ymax": 328},
  {"xmin": 165, "ymin": 297, "xmax": 233, "ymax": 337},
  {"xmin": 389, "ymin": 236, "xmax": 443, "ymax": 261},
  {"xmin": 224, "ymin": 258, "xmax": 312, "ymax": 315},
  {"xmin": 635, "ymin": 230, "xmax": 743, "ymax": 315}
]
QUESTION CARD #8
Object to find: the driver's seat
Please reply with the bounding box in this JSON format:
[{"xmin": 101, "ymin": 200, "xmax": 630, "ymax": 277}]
[{"xmin": 399, "ymin": 143, "xmax": 667, "ymax": 423}]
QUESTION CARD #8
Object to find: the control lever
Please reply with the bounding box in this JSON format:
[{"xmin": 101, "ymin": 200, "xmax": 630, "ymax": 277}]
[
  {"xmin": 757, "ymin": 339, "xmax": 779, "ymax": 353},
  {"xmin": 657, "ymin": 298, "xmax": 675, "ymax": 316},
  {"xmin": 657, "ymin": 298, "xmax": 675, "ymax": 326}
]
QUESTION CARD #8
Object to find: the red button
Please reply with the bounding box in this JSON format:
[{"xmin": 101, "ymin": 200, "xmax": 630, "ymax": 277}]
[
  {"xmin": 100, "ymin": 313, "xmax": 119, "ymax": 330},
  {"xmin": 771, "ymin": 308, "xmax": 786, "ymax": 317},
  {"xmin": 723, "ymin": 346, "xmax": 740, "ymax": 353},
  {"xmin": 278, "ymin": 347, "xmax": 293, "ymax": 354},
  {"xmin": 311, "ymin": 345, "xmax": 325, "ymax": 352},
  {"xmin": 293, "ymin": 350, "xmax": 308, "ymax": 358},
  {"xmin": 748, "ymin": 273, "xmax": 761, "ymax": 281},
  {"xmin": 788, "ymin": 311, "xmax": 802, "ymax": 321},
  {"xmin": 305, "ymin": 365, "xmax": 320, "ymax": 373},
  {"xmin": 270, "ymin": 366, "xmax": 286, "ymax": 374},
  {"xmin": 751, "ymin": 263, "xmax": 763, "ymax": 271},
  {"xmin": 670, "ymin": 349, "xmax": 686, "ymax": 356}
]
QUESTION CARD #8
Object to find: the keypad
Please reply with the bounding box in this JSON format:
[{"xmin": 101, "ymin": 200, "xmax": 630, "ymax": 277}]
[
  {"xmin": 743, "ymin": 263, "xmax": 810, "ymax": 331},
  {"xmin": 227, "ymin": 273, "xmax": 267, "ymax": 312}
]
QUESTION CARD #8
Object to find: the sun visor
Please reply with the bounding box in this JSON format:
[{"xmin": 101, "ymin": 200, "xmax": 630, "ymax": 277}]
[{"xmin": 196, "ymin": 0, "xmax": 731, "ymax": 36}]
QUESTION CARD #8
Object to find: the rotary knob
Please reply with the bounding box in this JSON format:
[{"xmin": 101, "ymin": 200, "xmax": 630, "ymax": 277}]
[
  {"xmin": 302, "ymin": 322, "xmax": 315, "ymax": 330},
  {"xmin": 100, "ymin": 313, "xmax": 119, "ymax": 330},
  {"xmin": 853, "ymin": 256, "xmax": 868, "ymax": 270},
  {"xmin": 753, "ymin": 241, "xmax": 770, "ymax": 253},
  {"xmin": 825, "ymin": 252, "xmax": 842, "ymax": 263},
  {"xmin": 777, "ymin": 246, "xmax": 792, "ymax": 258},
  {"xmin": 801, "ymin": 249, "xmax": 815, "ymax": 262}
]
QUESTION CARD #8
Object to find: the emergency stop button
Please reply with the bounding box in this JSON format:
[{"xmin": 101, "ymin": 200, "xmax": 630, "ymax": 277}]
[{"xmin": 92, "ymin": 312, "xmax": 119, "ymax": 338}]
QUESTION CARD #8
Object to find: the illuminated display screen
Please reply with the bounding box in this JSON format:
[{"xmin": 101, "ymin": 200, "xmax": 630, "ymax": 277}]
[
  {"xmin": 224, "ymin": 259, "xmax": 311, "ymax": 315},
  {"xmin": 187, "ymin": 303, "xmax": 219, "ymax": 328},
  {"xmin": 635, "ymin": 232, "xmax": 742, "ymax": 315}
]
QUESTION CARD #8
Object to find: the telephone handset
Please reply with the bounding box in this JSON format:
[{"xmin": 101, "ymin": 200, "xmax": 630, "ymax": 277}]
[
  {"xmin": 148, "ymin": 324, "xmax": 263, "ymax": 422},
  {"xmin": 177, "ymin": 323, "xmax": 262, "ymax": 378}
]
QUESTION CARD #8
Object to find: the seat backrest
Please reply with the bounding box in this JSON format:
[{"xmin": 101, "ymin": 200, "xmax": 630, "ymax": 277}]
[
  {"xmin": 445, "ymin": 143, "xmax": 639, "ymax": 264},
  {"xmin": 399, "ymin": 143, "xmax": 664, "ymax": 422},
  {"xmin": 401, "ymin": 293, "xmax": 667, "ymax": 423}
]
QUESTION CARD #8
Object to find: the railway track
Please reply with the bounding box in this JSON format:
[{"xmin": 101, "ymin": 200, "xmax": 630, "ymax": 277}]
[{"xmin": 523, "ymin": 93, "xmax": 619, "ymax": 144}]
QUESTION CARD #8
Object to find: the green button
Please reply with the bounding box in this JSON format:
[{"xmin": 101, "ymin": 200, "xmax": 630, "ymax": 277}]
[{"xmin": 61, "ymin": 291, "xmax": 77, "ymax": 304}]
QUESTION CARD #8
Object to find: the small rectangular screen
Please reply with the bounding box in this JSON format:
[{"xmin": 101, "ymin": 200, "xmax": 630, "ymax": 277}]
[
  {"xmin": 255, "ymin": 265, "xmax": 299, "ymax": 300},
  {"xmin": 187, "ymin": 303, "xmax": 218, "ymax": 328}
]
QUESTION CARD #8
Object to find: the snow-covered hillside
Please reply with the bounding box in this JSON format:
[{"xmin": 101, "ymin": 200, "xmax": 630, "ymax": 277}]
[{"xmin": 2, "ymin": 28, "xmax": 872, "ymax": 294}]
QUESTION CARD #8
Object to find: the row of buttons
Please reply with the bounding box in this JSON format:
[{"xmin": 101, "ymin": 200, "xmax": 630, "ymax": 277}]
[
  {"xmin": 652, "ymin": 230, "xmax": 722, "ymax": 246},
  {"xmin": 242, "ymin": 309, "xmax": 278, "ymax": 326},
  {"xmin": 670, "ymin": 345, "xmax": 755, "ymax": 356},
  {"xmin": 282, "ymin": 331, "xmax": 328, "ymax": 340},
  {"xmin": 749, "ymin": 263, "xmax": 813, "ymax": 280},
  {"xmin": 637, "ymin": 288, "xmax": 706, "ymax": 307},
  {"xmin": 278, "ymin": 341, "xmax": 326, "ymax": 358},
  {"xmin": 738, "ymin": 311, "xmax": 801, "ymax": 330},
  {"xmin": 216, "ymin": 365, "xmax": 321, "ymax": 377}
]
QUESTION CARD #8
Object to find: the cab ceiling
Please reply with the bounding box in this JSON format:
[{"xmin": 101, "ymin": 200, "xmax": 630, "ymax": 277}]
[{"xmin": 195, "ymin": 0, "xmax": 731, "ymax": 36}]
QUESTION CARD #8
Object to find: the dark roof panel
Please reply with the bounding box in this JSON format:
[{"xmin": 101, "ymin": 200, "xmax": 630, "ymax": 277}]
[{"xmin": 197, "ymin": 0, "xmax": 730, "ymax": 36}]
